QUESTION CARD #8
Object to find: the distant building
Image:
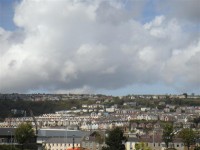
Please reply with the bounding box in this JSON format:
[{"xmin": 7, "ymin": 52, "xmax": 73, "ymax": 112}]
[
  {"xmin": 37, "ymin": 129, "xmax": 89, "ymax": 144},
  {"xmin": 42, "ymin": 137, "xmax": 82, "ymax": 150},
  {"xmin": 0, "ymin": 128, "xmax": 16, "ymax": 144},
  {"xmin": 81, "ymin": 135, "xmax": 105, "ymax": 150}
]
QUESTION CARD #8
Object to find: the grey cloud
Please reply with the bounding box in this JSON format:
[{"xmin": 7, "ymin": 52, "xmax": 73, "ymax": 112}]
[
  {"xmin": 157, "ymin": 0, "xmax": 200, "ymax": 23},
  {"xmin": 95, "ymin": 0, "xmax": 146, "ymax": 24},
  {"xmin": 96, "ymin": 2, "xmax": 128, "ymax": 24}
]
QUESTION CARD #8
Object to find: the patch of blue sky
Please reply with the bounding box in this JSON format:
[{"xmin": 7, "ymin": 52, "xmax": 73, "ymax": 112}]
[
  {"xmin": 182, "ymin": 23, "xmax": 200, "ymax": 34},
  {"xmin": 27, "ymin": 88, "xmax": 50, "ymax": 95},
  {"xmin": 96, "ymin": 83, "xmax": 180, "ymax": 96},
  {"xmin": 140, "ymin": 0, "xmax": 163, "ymax": 24},
  {"xmin": 0, "ymin": 0, "xmax": 20, "ymax": 31}
]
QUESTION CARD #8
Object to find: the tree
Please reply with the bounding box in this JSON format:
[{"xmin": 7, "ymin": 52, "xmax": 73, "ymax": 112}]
[
  {"xmin": 194, "ymin": 146, "xmax": 200, "ymax": 150},
  {"xmin": 15, "ymin": 122, "xmax": 35, "ymax": 150},
  {"xmin": 183, "ymin": 93, "xmax": 188, "ymax": 98},
  {"xmin": 162, "ymin": 124, "xmax": 174, "ymax": 148},
  {"xmin": 90, "ymin": 131, "xmax": 104, "ymax": 144},
  {"xmin": 0, "ymin": 145, "xmax": 20, "ymax": 150},
  {"xmin": 135, "ymin": 142, "xmax": 151, "ymax": 150},
  {"xmin": 193, "ymin": 117, "xmax": 200, "ymax": 128},
  {"xmin": 179, "ymin": 128, "xmax": 196, "ymax": 150},
  {"xmin": 102, "ymin": 127, "xmax": 127, "ymax": 150}
]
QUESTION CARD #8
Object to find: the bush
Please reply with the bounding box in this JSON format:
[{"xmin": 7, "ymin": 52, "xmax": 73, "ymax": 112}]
[{"xmin": 0, "ymin": 145, "xmax": 20, "ymax": 150}]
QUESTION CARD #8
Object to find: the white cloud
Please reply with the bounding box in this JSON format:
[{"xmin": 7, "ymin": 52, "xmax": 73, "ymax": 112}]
[
  {"xmin": 144, "ymin": 15, "xmax": 165, "ymax": 29},
  {"xmin": 163, "ymin": 40, "xmax": 200, "ymax": 85},
  {"xmin": 0, "ymin": 0, "xmax": 199, "ymax": 94}
]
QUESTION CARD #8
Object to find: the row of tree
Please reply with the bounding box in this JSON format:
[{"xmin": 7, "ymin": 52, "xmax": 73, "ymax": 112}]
[
  {"xmin": 103, "ymin": 125, "xmax": 198, "ymax": 150},
  {"xmin": 103, "ymin": 125, "xmax": 199, "ymax": 150},
  {"xmin": 163, "ymin": 124, "xmax": 197, "ymax": 150},
  {"xmin": 0, "ymin": 99, "xmax": 82, "ymax": 120}
]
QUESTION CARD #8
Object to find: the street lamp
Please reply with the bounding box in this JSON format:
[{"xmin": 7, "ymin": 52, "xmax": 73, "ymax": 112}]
[
  {"xmin": 8, "ymin": 131, "xmax": 12, "ymax": 150},
  {"xmin": 121, "ymin": 139, "xmax": 126, "ymax": 150},
  {"xmin": 153, "ymin": 129, "xmax": 155, "ymax": 147},
  {"xmin": 65, "ymin": 129, "xmax": 68, "ymax": 150},
  {"xmin": 72, "ymin": 135, "xmax": 75, "ymax": 149}
]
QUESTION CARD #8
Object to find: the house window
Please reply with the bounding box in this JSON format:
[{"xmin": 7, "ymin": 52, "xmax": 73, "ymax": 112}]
[
  {"xmin": 154, "ymin": 143, "xmax": 155, "ymax": 147},
  {"xmin": 177, "ymin": 144, "xmax": 179, "ymax": 147}
]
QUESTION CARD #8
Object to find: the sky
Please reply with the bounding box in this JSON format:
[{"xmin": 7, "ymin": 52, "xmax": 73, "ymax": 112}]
[{"xmin": 0, "ymin": 0, "xmax": 200, "ymax": 96}]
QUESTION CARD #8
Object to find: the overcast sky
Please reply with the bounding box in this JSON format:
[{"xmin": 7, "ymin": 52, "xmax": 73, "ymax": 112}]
[{"xmin": 0, "ymin": 0, "xmax": 200, "ymax": 95}]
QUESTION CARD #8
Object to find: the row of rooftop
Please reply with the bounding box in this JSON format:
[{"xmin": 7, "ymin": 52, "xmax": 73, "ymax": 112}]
[{"xmin": 1, "ymin": 104, "xmax": 200, "ymax": 130}]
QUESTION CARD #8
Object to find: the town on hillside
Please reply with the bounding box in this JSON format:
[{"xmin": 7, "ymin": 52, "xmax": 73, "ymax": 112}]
[{"xmin": 1, "ymin": 93, "xmax": 200, "ymax": 150}]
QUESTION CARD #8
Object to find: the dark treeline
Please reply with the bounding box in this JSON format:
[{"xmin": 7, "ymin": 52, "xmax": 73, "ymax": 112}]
[{"xmin": 0, "ymin": 99, "xmax": 82, "ymax": 121}]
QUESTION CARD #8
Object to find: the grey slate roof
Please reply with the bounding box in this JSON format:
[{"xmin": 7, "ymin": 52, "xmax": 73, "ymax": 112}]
[
  {"xmin": 0, "ymin": 128, "xmax": 15, "ymax": 136},
  {"xmin": 45, "ymin": 137, "xmax": 82, "ymax": 143},
  {"xmin": 38, "ymin": 129, "xmax": 89, "ymax": 138},
  {"xmin": 127, "ymin": 137, "xmax": 139, "ymax": 142}
]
